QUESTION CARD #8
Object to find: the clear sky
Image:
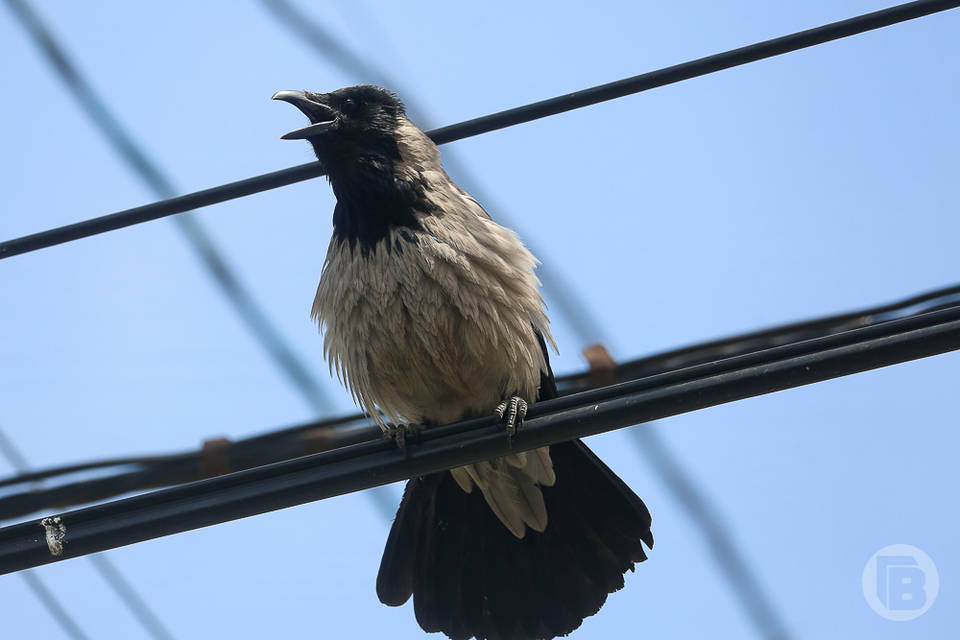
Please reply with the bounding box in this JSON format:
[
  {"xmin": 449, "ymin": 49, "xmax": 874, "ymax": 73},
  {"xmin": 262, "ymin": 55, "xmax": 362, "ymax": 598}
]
[{"xmin": 0, "ymin": 1, "xmax": 957, "ymax": 638}]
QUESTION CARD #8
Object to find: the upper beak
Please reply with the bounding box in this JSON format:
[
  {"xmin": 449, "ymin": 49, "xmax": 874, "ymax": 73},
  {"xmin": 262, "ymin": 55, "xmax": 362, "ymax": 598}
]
[{"xmin": 272, "ymin": 90, "xmax": 338, "ymax": 140}]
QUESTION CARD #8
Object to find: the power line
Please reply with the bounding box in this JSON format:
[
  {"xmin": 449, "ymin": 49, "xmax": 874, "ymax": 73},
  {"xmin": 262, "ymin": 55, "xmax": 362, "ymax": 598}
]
[
  {"xmin": 0, "ymin": 0, "xmax": 333, "ymax": 415},
  {"xmin": 0, "ymin": 2, "xmax": 954, "ymax": 632},
  {"xmin": 630, "ymin": 428, "xmax": 787, "ymax": 638},
  {"xmin": 1, "ymin": 304, "xmax": 958, "ymax": 574},
  {"xmin": 87, "ymin": 555, "xmax": 176, "ymax": 640},
  {"xmin": 0, "ymin": 428, "xmax": 90, "ymax": 640},
  {"xmin": 1, "ymin": 0, "xmax": 955, "ymax": 260},
  {"xmin": 3, "ymin": 279, "xmax": 959, "ymax": 519},
  {"xmin": 2, "ymin": 0, "xmax": 399, "ymax": 518},
  {"xmin": 0, "ymin": 427, "xmax": 174, "ymax": 640}
]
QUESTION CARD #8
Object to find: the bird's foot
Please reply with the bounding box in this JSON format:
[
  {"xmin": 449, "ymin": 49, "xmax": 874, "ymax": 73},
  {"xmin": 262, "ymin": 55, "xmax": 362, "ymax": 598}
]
[
  {"xmin": 383, "ymin": 423, "xmax": 422, "ymax": 449},
  {"xmin": 494, "ymin": 396, "xmax": 528, "ymax": 438}
]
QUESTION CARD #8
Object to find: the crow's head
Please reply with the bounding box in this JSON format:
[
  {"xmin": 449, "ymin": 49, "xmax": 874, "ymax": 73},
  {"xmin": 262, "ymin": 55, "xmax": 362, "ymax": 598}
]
[{"xmin": 273, "ymin": 85, "xmax": 407, "ymax": 169}]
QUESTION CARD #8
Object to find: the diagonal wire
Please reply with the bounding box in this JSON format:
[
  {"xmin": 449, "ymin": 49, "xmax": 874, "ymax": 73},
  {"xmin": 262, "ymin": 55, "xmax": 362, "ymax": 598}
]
[
  {"xmin": 631, "ymin": 428, "xmax": 788, "ymax": 639},
  {"xmin": 86, "ymin": 555, "xmax": 176, "ymax": 640},
  {"xmin": 0, "ymin": 426, "xmax": 173, "ymax": 640},
  {"xmin": 19, "ymin": 572, "xmax": 90, "ymax": 640},
  {"xmin": 258, "ymin": 0, "xmax": 792, "ymax": 636},
  {"xmin": 1, "ymin": 0, "xmax": 398, "ymax": 518},
  {"xmin": 1, "ymin": 0, "xmax": 332, "ymax": 415}
]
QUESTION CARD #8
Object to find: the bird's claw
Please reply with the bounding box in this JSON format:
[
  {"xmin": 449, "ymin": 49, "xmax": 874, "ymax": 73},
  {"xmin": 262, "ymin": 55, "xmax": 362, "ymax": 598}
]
[
  {"xmin": 494, "ymin": 396, "xmax": 528, "ymax": 438},
  {"xmin": 383, "ymin": 423, "xmax": 421, "ymax": 449}
]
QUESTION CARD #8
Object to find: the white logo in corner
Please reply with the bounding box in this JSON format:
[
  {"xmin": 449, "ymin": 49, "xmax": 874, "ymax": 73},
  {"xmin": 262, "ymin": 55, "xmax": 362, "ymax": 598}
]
[{"xmin": 862, "ymin": 544, "xmax": 938, "ymax": 621}]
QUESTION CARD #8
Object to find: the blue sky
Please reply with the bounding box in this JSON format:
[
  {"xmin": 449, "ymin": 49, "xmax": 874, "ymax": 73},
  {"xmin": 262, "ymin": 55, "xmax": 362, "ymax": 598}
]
[{"xmin": 0, "ymin": 1, "xmax": 957, "ymax": 638}]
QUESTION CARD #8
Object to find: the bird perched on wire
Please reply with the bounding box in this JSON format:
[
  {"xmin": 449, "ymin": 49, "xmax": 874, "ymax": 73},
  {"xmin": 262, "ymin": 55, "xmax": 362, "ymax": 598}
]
[{"xmin": 273, "ymin": 84, "xmax": 653, "ymax": 640}]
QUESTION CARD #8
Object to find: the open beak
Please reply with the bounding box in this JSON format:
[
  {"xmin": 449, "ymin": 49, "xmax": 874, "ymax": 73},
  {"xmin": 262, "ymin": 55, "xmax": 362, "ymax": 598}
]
[{"xmin": 272, "ymin": 90, "xmax": 338, "ymax": 140}]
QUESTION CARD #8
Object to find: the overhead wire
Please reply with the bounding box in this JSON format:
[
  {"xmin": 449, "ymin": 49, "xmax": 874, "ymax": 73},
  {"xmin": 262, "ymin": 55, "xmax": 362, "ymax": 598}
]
[
  {"xmin": 2, "ymin": 279, "xmax": 959, "ymax": 520},
  {"xmin": 1, "ymin": 0, "xmax": 956, "ymax": 259},
  {"xmin": 0, "ymin": 0, "xmax": 404, "ymax": 520},
  {"xmin": 0, "ymin": 427, "xmax": 89, "ymax": 640},
  {"xmin": 0, "ymin": 426, "xmax": 175, "ymax": 640},
  {"xmin": 0, "ymin": 1, "xmax": 956, "ymax": 632},
  {"xmin": 19, "ymin": 572, "xmax": 90, "ymax": 640},
  {"xmin": 0, "ymin": 0, "xmax": 333, "ymax": 415},
  {"xmin": 1, "ymin": 302, "xmax": 958, "ymax": 574}
]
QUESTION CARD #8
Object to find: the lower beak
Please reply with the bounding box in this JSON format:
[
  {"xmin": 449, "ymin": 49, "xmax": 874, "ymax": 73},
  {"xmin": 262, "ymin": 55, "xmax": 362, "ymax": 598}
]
[{"xmin": 272, "ymin": 90, "xmax": 338, "ymax": 140}]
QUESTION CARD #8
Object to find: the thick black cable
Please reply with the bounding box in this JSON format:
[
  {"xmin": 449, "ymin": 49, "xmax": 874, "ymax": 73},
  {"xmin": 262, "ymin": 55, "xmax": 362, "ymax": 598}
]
[
  {"xmin": 0, "ymin": 0, "xmax": 333, "ymax": 415},
  {"xmin": 2, "ymin": 0, "xmax": 956, "ymax": 260},
  {"xmin": 0, "ymin": 428, "xmax": 91, "ymax": 639},
  {"xmin": 0, "ymin": 427, "xmax": 175, "ymax": 640},
  {"xmin": 258, "ymin": 2, "xmax": 789, "ymax": 636},
  {"xmin": 3, "ymin": 280, "xmax": 959, "ymax": 519},
  {"xmin": 560, "ymin": 283, "xmax": 960, "ymax": 392},
  {"xmin": 425, "ymin": 0, "xmax": 960, "ymax": 144},
  {"xmin": 1, "ymin": 305, "xmax": 957, "ymax": 574}
]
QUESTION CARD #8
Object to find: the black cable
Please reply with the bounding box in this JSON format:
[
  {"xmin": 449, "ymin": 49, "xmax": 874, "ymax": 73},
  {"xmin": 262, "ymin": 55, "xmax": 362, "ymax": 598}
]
[
  {"xmin": 0, "ymin": 454, "xmax": 193, "ymax": 490},
  {"xmin": 2, "ymin": 0, "xmax": 956, "ymax": 260},
  {"xmin": 0, "ymin": 427, "xmax": 175, "ymax": 640},
  {"xmin": 1, "ymin": 305, "xmax": 957, "ymax": 574},
  {"xmin": 0, "ymin": 0, "xmax": 333, "ymax": 415},
  {"xmin": 0, "ymin": 420, "xmax": 376, "ymax": 520},
  {"xmin": 559, "ymin": 283, "xmax": 960, "ymax": 393},
  {"xmin": 0, "ymin": 428, "xmax": 91, "ymax": 639},
  {"xmin": 258, "ymin": 3, "xmax": 788, "ymax": 636},
  {"xmin": 425, "ymin": 0, "xmax": 960, "ymax": 144},
  {"xmin": 4, "ymin": 279, "xmax": 959, "ymax": 520}
]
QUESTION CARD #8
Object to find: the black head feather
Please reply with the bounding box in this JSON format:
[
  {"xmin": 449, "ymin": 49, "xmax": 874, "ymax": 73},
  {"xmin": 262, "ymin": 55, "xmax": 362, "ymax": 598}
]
[{"xmin": 275, "ymin": 85, "xmax": 433, "ymax": 251}]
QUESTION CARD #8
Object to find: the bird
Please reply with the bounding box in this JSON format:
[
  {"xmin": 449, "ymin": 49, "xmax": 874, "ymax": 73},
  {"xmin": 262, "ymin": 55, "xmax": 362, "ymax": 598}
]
[{"xmin": 273, "ymin": 84, "xmax": 653, "ymax": 640}]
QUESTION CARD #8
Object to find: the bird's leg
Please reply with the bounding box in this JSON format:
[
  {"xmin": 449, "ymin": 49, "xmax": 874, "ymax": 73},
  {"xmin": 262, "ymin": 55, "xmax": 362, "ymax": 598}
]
[
  {"xmin": 383, "ymin": 423, "xmax": 423, "ymax": 449},
  {"xmin": 494, "ymin": 396, "xmax": 528, "ymax": 438}
]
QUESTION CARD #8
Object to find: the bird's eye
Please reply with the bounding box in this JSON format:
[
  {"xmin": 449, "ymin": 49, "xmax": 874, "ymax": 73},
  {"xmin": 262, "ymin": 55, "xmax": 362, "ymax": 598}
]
[{"xmin": 341, "ymin": 97, "xmax": 359, "ymax": 115}]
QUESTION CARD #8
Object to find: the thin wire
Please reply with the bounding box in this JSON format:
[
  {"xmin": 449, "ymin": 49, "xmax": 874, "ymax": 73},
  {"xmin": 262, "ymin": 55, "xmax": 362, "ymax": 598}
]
[
  {"xmin": 19, "ymin": 572, "xmax": 91, "ymax": 640},
  {"xmin": 0, "ymin": 0, "xmax": 333, "ymax": 415},
  {"xmin": 3, "ymin": 0, "xmax": 957, "ymax": 259},
  {"xmin": 4, "ymin": 279, "xmax": 959, "ymax": 521},
  {"xmin": 631, "ymin": 428, "xmax": 788, "ymax": 639},
  {"xmin": 0, "ymin": 426, "xmax": 174, "ymax": 640},
  {"xmin": 87, "ymin": 555, "xmax": 176, "ymax": 640},
  {"xmin": 258, "ymin": 1, "xmax": 793, "ymax": 636},
  {"xmin": 1, "ymin": 304, "xmax": 958, "ymax": 574}
]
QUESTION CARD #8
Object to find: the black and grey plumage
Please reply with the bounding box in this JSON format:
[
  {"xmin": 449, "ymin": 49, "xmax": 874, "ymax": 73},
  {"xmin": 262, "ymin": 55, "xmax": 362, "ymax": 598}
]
[{"xmin": 273, "ymin": 85, "xmax": 653, "ymax": 640}]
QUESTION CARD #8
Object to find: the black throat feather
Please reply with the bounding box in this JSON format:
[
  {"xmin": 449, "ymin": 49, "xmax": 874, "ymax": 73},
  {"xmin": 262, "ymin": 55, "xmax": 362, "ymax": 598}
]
[{"xmin": 321, "ymin": 140, "xmax": 434, "ymax": 255}]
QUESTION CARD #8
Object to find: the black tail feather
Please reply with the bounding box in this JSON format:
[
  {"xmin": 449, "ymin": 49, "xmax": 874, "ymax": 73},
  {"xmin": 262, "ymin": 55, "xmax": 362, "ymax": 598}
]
[{"xmin": 376, "ymin": 439, "xmax": 653, "ymax": 640}]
